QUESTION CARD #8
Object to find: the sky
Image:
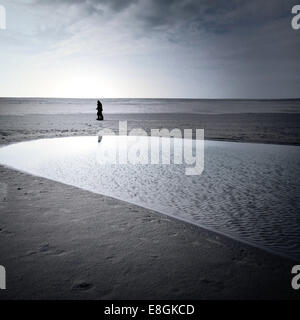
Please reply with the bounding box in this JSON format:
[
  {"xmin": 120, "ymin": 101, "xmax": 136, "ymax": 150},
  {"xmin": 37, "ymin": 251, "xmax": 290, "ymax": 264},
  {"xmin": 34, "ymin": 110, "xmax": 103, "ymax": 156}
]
[{"xmin": 0, "ymin": 0, "xmax": 299, "ymax": 99}]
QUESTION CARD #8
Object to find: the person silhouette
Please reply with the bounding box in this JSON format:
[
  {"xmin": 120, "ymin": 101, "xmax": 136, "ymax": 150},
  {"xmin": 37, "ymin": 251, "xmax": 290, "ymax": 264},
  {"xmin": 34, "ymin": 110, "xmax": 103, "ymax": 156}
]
[{"xmin": 96, "ymin": 100, "xmax": 103, "ymax": 121}]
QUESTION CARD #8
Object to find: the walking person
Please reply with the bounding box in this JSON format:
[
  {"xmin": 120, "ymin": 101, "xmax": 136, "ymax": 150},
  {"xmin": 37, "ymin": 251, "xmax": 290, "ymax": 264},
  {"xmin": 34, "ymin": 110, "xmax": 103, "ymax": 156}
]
[{"xmin": 96, "ymin": 100, "xmax": 103, "ymax": 121}]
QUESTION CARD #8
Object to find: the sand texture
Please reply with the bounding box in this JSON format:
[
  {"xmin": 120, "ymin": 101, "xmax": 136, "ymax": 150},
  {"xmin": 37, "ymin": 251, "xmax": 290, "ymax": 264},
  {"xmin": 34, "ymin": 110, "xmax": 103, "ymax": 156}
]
[{"xmin": 0, "ymin": 112, "xmax": 299, "ymax": 299}]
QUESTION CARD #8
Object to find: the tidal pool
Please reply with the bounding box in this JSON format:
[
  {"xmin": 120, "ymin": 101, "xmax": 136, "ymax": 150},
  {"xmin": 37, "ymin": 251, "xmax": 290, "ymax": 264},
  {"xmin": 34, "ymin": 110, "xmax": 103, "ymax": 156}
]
[{"xmin": 0, "ymin": 136, "xmax": 299, "ymax": 260}]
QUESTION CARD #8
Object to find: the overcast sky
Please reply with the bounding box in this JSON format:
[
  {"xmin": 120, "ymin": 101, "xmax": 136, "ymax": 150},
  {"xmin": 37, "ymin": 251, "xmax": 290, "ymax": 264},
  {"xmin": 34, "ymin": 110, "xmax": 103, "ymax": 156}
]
[{"xmin": 0, "ymin": 0, "xmax": 299, "ymax": 98}]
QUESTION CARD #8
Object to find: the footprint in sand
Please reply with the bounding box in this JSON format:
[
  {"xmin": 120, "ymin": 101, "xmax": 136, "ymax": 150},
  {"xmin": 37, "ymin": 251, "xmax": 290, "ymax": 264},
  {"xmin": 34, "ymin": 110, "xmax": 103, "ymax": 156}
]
[
  {"xmin": 25, "ymin": 243, "xmax": 66, "ymax": 257},
  {"xmin": 72, "ymin": 281, "xmax": 94, "ymax": 291}
]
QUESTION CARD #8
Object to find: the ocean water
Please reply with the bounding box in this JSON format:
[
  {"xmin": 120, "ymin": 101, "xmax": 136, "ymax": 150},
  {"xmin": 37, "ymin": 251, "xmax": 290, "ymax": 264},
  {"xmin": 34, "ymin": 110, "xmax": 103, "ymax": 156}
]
[
  {"xmin": 0, "ymin": 98, "xmax": 299, "ymax": 115},
  {"xmin": 0, "ymin": 136, "xmax": 299, "ymax": 260}
]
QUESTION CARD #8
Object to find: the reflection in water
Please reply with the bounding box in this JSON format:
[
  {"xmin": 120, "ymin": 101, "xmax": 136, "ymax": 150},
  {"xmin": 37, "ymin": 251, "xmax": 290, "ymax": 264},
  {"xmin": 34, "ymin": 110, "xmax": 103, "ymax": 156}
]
[{"xmin": 0, "ymin": 136, "xmax": 299, "ymax": 260}]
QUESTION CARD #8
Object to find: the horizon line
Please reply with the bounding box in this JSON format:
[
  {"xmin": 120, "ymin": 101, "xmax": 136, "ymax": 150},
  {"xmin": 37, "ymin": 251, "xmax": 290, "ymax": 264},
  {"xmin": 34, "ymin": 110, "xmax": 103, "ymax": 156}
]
[{"xmin": 1, "ymin": 96, "xmax": 300, "ymax": 101}]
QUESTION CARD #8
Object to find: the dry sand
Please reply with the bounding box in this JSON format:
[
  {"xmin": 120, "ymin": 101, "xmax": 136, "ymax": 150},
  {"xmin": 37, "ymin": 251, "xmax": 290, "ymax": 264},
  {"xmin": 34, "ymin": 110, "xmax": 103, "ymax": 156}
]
[{"xmin": 0, "ymin": 113, "xmax": 299, "ymax": 299}]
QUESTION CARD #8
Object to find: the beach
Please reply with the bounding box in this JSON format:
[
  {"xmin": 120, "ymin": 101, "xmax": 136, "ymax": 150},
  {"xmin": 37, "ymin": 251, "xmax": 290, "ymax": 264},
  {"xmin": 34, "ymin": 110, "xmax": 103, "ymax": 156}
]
[
  {"xmin": 0, "ymin": 112, "xmax": 299, "ymax": 145},
  {"xmin": 0, "ymin": 99, "xmax": 300, "ymax": 299}
]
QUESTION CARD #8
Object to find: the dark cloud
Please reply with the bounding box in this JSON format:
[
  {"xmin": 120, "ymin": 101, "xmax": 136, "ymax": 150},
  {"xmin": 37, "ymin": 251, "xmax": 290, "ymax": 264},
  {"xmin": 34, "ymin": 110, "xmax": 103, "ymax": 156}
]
[
  {"xmin": 154, "ymin": 0, "xmax": 285, "ymax": 33},
  {"xmin": 134, "ymin": 0, "xmax": 295, "ymax": 33},
  {"xmin": 27, "ymin": 0, "xmax": 295, "ymax": 34}
]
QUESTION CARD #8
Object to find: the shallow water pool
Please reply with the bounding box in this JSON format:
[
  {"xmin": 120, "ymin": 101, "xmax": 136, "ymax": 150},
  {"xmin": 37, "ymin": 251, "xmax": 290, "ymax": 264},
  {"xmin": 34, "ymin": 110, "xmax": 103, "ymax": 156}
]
[{"xmin": 0, "ymin": 136, "xmax": 299, "ymax": 260}]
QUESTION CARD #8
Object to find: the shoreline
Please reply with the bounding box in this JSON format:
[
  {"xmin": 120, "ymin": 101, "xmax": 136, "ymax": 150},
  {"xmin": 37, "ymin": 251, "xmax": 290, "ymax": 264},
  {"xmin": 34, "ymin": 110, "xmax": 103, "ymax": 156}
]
[
  {"xmin": 1, "ymin": 154, "xmax": 299, "ymax": 265},
  {"xmin": 0, "ymin": 164, "xmax": 298, "ymax": 299}
]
